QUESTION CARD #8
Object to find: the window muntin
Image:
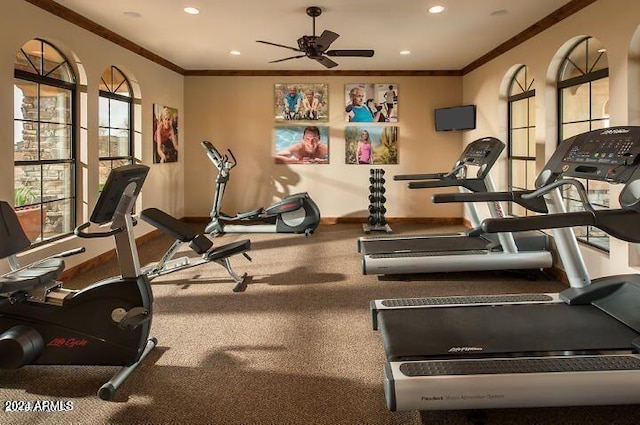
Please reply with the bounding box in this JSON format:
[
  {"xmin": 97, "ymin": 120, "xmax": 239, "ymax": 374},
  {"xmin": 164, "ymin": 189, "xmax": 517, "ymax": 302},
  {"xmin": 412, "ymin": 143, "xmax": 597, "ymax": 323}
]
[
  {"xmin": 558, "ymin": 37, "xmax": 609, "ymax": 252},
  {"xmin": 13, "ymin": 39, "xmax": 76, "ymax": 244},
  {"xmin": 507, "ymin": 65, "xmax": 536, "ymax": 217},
  {"xmin": 98, "ymin": 66, "xmax": 133, "ymax": 189}
]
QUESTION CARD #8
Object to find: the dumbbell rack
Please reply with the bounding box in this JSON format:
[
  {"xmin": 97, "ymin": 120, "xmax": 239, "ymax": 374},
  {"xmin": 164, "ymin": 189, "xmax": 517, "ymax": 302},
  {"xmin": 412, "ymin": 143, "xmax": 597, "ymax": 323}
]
[{"xmin": 363, "ymin": 168, "xmax": 393, "ymax": 234}]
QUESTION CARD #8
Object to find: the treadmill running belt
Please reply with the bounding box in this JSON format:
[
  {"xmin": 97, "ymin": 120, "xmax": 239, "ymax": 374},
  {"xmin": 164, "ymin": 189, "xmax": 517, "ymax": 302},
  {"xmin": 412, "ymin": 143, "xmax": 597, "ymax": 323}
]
[
  {"xmin": 362, "ymin": 235, "xmax": 491, "ymax": 255},
  {"xmin": 399, "ymin": 355, "xmax": 640, "ymax": 376},
  {"xmin": 378, "ymin": 303, "xmax": 640, "ymax": 361},
  {"xmin": 381, "ymin": 293, "xmax": 553, "ymax": 307}
]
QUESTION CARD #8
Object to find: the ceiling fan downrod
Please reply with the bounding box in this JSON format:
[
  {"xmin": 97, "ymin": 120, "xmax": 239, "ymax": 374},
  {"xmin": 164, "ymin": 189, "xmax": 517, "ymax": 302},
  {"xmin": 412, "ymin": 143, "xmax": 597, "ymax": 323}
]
[{"xmin": 306, "ymin": 6, "xmax": 322, "ymax": 37}]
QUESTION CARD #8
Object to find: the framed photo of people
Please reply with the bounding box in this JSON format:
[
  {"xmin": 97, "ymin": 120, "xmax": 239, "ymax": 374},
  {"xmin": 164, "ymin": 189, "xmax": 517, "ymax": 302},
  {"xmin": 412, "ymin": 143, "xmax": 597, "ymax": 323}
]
[
  {"xmin": 274, "ymin": 125, "xmax": 330, "ymax": 164},
  {"xmin": 152, "ymin": 104, "xmax": 179, "ymax": 164},
  {"xmin": 344, "ymin": 83, "xmax": 398, "ymax": 123},
  {"xmin": 345, "ymin": 126, "xmax": 398, "ymax": 165},
  {"xmin": 274, "ymin": 83, "xmax": 329, "ymax": 122}
]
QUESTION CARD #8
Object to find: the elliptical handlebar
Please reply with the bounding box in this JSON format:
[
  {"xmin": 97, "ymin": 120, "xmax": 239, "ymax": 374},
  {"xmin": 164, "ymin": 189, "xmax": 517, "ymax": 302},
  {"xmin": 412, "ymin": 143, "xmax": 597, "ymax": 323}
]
[
  {"xmin": 227, "ymin": 149, "xmax": 237, "ymax": 167},
  {"xmin": 201, "ymin": 140, "xmax": 236, "ymax": 171}
]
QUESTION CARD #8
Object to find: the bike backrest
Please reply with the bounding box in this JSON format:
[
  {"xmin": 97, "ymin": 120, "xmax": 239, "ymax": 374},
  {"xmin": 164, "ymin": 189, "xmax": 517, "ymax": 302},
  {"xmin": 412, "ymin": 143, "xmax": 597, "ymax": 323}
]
[{"xmin": 0, "ymin": 201, "xmax": 31, "ymax": 259}]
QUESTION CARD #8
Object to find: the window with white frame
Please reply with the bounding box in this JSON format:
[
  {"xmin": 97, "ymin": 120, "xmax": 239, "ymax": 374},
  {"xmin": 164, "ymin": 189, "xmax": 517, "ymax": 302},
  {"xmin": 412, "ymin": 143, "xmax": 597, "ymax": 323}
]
[{"xmin": 557, "ymin": 36, "xmax": 610, "ymax": 251}]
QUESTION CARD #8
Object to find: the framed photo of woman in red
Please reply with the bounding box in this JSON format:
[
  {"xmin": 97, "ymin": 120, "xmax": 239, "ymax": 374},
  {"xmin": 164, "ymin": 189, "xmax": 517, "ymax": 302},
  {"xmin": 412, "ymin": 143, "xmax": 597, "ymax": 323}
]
[{"xmin": 153, "ymin": 104, "xmax": 179, "ymax": 164}]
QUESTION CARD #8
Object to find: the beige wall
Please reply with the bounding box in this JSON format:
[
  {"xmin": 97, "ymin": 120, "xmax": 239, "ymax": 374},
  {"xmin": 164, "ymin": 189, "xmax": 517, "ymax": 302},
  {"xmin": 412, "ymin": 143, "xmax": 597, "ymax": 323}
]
[
  {"xmin": 1, "ymin": 0, "xmax": 184, "ymax": 270},
  {"xmin": 184, "ymin": 76, "xmax": 465, "ymax": 220},
  {"xmin": 462, "ymin": 0, "xmax": 640, "ymax": 277},
  {"xmin": 5, "ymin": 0, "xmax": 638, "ymax": 282}
]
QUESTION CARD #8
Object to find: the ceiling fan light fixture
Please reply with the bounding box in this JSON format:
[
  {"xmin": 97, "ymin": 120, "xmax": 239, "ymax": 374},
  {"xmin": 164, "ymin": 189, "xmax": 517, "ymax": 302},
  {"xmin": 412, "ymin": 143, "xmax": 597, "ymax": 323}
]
[
  {"xmin": 428, "ymin": 5, "xmax": 445, "ymax": 14},
  {"xmin": 183, "ymin": 7, "xmax": 200, "ymax": 15}
]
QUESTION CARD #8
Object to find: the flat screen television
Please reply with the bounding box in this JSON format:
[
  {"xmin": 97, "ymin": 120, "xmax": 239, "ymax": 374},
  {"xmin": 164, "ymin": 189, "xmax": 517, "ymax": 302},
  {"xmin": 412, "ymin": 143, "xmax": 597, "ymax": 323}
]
[{"xmin": 434, "ymin": 104, "xmax": 476, "ymax": 132}]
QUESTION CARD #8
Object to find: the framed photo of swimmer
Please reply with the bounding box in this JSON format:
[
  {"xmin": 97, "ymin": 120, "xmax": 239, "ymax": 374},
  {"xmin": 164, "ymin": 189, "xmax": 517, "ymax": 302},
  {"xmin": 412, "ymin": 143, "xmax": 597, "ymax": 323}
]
[
  {"xmin": 273, "ymin": 125, "xmax": 330, "ymax": 164},
  {"xmin": 345, "ymin": 126, "xmax": 398, "ymax": 165},
  {"xmin": 274, "ymin": 83, "xmax": 329, "ymax": 122},
  {"xmin": 344, "ymin": 83, "xmax": 398, "ymax": 123},
  {"xmin": 152, "ymin": 104, "xmax": 179, "ymax": 164}
]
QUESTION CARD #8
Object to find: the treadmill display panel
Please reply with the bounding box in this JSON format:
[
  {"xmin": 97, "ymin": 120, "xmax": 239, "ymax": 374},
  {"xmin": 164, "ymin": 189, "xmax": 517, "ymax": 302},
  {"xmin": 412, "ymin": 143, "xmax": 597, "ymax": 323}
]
[{"xmin": 563, "ymin": 128, "xmax": 640, "ymax": 166}]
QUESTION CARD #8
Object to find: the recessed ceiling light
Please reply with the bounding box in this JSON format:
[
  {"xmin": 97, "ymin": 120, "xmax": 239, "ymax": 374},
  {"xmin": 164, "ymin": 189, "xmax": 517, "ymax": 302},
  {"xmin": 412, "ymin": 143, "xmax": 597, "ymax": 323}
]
[
  {"xmin": 428, "ymin": 5, "xmax": 445, "ymax": 14},
  {"xmin": 400, "ymin": 50, "xmax": 411, "ymax": 55},
  {"xmin": 123, "ymin": 11, "xmax": 142, "ymax": 18},
  {"xmin": 184, "ymin": 7, "xmax": 200, "ymax": 15},
  {"xmin": 230, "ymin": 50, "xmax": 241, "ymax": 56}
]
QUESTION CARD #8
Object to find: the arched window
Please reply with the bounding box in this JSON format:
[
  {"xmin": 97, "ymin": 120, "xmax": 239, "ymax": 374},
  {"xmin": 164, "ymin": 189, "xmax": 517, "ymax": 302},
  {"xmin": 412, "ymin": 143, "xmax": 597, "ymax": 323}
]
[
  {"xmin": 99, "ymin": 66, "xmax": 133, "ymax": 189},
  {"xmin": 507, "ymin": 65, "xmax": 536, "ymax": 217},
  {"xmin": 14, "ymin": 39, "xmax": 76, "ymax": 244},
  {"xmin": 557, "ymin": 36, "xmax": 609, "ymax": 251}
]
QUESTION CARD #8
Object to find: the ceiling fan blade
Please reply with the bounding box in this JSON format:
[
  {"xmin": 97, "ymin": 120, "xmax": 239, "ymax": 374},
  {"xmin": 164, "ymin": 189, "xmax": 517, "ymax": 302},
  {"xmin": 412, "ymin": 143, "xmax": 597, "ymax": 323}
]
[
  {"xmin": 256, "ymin": 40, "xmax": 303, "ymax": 53},
  {"xmin": 313, "ymin": 55, "xmax": 338, "ymax": 69},
  {"xmin": 326, "ymin": 49, "xmax": 375, "ymax": 57},
  {"xmin": 315, "ymin": 30, "xmax": 340, "ymax": 52},
  {"xmin": 269, "ymin": 55, "xmax": 306, "ymax": 64}
]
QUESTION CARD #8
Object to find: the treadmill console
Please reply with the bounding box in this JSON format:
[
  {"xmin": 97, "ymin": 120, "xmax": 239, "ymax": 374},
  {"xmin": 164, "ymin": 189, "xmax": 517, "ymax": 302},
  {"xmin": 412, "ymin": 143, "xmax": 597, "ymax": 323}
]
[
  {"xmin": 457, "ymin": 137, "xmax": 505, "ymax": 178},
  {"xmin": 539, "ymin": 127, "xmax": 640, "ymax": 185}
]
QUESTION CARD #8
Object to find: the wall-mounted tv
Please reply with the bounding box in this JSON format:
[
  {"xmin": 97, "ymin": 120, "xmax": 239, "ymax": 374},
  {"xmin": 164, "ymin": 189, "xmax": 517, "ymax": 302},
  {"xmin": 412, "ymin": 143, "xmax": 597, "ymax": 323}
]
[{"xmin": 434, "ymin": 104, "xmax": 476, "ymax": 132}]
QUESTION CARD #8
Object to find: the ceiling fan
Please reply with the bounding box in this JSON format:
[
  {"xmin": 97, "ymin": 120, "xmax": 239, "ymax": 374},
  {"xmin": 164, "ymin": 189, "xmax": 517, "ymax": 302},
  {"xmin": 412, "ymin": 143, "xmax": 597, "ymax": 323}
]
[{"xmin": 256, "ymin": 6, "xmax": 375, "ymax": 69}]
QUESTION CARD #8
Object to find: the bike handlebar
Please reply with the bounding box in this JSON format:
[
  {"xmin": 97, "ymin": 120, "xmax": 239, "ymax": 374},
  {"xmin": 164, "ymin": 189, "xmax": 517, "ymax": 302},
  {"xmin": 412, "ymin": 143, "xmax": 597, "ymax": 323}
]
[{"xmin": 75, "ymin": 221, "xmax": 123, "ymax": 239}]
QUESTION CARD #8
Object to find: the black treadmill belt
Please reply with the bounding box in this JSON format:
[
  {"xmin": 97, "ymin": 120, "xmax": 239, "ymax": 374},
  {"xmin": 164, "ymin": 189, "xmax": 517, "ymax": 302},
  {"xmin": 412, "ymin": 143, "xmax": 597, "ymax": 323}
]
[
  {"xmin": 362, "ymin": 235, "xmax": 491, "ymax": 255},
  {"xmin": 399, "ymin": 355, "xmax": 640, "ymax": 376},
  {"xmin": 381, "ymin": 293, "xmax": 553, "ymax": 307},
  {"xmin": 378, "ymin": 303, "xmax": 640, "ymax": 361}
]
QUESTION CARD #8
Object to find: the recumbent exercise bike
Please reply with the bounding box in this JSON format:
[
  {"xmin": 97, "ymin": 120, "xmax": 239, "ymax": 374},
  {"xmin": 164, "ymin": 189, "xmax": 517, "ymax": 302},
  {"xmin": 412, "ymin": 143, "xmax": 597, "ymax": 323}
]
[{"xmin": 0, "ymin": 164, "xmax": 156, "ymax": 400}]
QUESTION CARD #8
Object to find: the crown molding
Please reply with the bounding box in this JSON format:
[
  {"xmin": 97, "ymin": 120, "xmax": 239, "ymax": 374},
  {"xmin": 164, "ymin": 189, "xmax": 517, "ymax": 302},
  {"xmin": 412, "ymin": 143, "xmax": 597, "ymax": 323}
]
[
  {"xmin": 183, "ymin": 70, "xmax": 463, "ymax": 77},
  {"xmin": 25, "ymin": 0, "xmax": 597, "ymax": 77},
  {"xmin": 23, "ymin": 0, "xmax": 185, "ymax": 74}
]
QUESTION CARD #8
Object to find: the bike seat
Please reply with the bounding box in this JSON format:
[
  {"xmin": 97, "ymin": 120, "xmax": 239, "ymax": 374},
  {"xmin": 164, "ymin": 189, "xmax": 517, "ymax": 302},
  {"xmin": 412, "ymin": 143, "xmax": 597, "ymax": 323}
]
[
  {"xmin": 0, "ymin": 200, "xmax": 66, "ymax": 295},
  {"xmin": 0, "ymin": 258, "xmax": 65, "ymax": 295}
]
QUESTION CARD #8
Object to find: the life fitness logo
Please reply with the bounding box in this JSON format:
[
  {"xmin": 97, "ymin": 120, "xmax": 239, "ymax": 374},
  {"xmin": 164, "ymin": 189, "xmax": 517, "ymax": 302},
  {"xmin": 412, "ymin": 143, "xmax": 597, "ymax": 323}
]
[
  {"xmin": 600, "ymin": 128, "xmax": 630, "ymax": 135},
  {"xmin": 47, "ymin": 337, "xmax": 89, "ymax": 348}
]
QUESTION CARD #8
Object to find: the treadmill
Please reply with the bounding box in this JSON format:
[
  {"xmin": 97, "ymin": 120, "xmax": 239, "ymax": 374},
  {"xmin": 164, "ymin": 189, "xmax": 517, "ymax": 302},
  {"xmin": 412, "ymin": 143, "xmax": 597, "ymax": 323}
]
[
  {"xmin": 359, "ymin": 136, "xmax": 552, "ymax": 276},
  {"xmin": 370, "ymin": 126, "xmax": 640, "ymax": 411}
]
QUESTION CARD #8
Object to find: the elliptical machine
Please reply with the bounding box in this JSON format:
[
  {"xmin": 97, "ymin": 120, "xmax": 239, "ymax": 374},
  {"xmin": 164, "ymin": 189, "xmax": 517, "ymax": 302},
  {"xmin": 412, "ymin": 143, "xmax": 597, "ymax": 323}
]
[
  {"xmin": 0, "ymin": 164, "xmax": 156, "ymax": 400},
  {"xmin": 201, "ymin": 140, "xmax": 321, "ymax": 236}
]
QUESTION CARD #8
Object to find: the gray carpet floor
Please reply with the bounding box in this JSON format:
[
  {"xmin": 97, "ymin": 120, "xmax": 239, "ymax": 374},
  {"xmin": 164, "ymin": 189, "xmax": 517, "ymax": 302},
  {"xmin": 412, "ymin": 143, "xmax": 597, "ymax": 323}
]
[{"xmin": 1, "ymin": 223, "xmax": 640, "ymax": 424}]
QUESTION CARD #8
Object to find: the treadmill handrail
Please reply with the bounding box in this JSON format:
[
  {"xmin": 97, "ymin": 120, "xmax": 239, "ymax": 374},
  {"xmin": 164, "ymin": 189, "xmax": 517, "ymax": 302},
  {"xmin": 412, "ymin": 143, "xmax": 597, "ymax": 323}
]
[
  {"xmin": 432, "ymin": 177, "xmax": 596, "ymax": 215},
  {"xmin": 432, "ymin": 190, "xmax": 548, "ymax": 214},
  {"xmin": 482, "ymin": 211, "xmax": 595, "ymax": 233},
  {"xmin": 521, "ymin": 178, "xmax": 594, "ymax": 212},
  {"xmin": 483, "ymin": 209, "xmax": 640, "ymax": 243},
  {"xmin": 409, "ymin": 178, "xmax": 488, "ymax": 193},
  {"xmin": 394, "ymin": 172, "xmax": 446, "ymax": 181},
  {"xmin": 394, "ymin": 162, "xmax": 467, "ymax": 182}
]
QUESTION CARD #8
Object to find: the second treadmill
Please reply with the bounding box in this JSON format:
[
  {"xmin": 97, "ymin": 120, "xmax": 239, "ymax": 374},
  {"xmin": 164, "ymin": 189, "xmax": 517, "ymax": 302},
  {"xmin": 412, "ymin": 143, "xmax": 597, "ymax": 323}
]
[{"xmin": 360, "ymin": 136, "xmax": 552, "ymax": 276}]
